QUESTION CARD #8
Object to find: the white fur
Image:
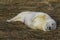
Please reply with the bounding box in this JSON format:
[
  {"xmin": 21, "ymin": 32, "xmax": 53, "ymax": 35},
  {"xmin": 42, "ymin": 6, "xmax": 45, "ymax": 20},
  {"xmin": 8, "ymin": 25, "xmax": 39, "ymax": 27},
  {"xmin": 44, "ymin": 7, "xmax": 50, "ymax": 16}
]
[{"xmin": 7, "ymin": 11, "xmax": 57, "ymax": 31}]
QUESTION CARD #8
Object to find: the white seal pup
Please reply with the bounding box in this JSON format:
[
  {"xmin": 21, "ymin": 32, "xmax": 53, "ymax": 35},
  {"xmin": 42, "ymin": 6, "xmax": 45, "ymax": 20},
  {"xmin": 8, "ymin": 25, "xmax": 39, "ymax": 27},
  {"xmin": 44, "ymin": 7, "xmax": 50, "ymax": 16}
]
[{"xmin": 6, "ymin": 11, "xmax": 57, "ymax": 31}]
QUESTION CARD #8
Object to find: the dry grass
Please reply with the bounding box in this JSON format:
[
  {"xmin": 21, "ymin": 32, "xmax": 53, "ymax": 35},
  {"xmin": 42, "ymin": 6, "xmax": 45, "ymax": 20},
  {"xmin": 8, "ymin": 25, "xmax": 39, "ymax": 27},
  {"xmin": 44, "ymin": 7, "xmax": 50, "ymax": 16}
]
[{"xmin": 0, "ymin": 0, "xmax": 60, "ymax": 40}]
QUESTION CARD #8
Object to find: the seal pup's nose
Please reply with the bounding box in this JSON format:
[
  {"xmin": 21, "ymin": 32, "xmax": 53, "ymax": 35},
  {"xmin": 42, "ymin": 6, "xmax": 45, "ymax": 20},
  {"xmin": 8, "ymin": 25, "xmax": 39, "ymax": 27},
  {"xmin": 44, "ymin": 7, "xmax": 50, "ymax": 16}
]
[{"xmin": 49, "ymin": 27, "xmax": 51, "ymax": 30}]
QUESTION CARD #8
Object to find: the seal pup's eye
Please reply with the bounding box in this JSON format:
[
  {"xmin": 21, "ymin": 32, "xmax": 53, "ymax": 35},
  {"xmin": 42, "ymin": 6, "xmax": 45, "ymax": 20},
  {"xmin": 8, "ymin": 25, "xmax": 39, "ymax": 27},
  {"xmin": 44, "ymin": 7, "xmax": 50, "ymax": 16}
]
[{"xmin": 52, "ymin": 24, "xmax": 54, "ymax": 25}]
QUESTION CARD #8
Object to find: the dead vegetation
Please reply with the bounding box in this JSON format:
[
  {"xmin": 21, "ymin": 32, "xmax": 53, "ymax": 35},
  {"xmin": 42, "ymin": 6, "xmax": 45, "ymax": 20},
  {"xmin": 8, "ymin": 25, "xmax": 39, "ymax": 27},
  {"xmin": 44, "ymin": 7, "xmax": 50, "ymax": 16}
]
[{"xmin": 0, "ymin": 0, "xmax": 60, "ymax": 40}]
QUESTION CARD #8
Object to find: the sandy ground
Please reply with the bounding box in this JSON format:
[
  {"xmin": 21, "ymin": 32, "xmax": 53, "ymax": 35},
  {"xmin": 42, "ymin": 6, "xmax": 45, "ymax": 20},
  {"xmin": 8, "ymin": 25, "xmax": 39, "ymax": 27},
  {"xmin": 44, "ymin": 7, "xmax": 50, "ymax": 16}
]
[{"xmin": 0, "ymin": 0, "xmax": 60, "ymax": 40}]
